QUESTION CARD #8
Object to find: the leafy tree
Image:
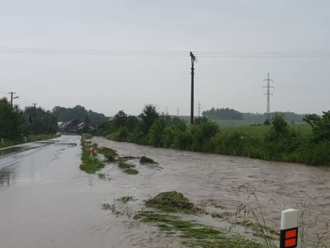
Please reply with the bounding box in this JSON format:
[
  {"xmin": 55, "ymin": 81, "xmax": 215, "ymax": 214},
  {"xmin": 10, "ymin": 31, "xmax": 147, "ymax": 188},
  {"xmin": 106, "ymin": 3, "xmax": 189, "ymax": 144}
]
[
  {"xmin": 126, "ymin": 115, "xmax": 140, "ymax": 131},
  {"xmin": 0, "ymin": 98, "xmax": 28, "ymax": 140},
  {"xmin": 139, "ymin": 104, "xmax": 159, "ymax": 133},
  {"xmin": 190, "ymin": 118, "xmax": 219, "ymax": 151},
  {"xmin": 194, "ymin": 116, "xmax": 209, "ymax": 124},
  {"xmin": 113, "ymin": 110, "xmax": 128, "ymax": 128},
  {"xmin": 148, "ymin": 118, "xmax": 166, "ymax": 147},
  {"xmin": 303, "ymin": 111, "xmax": 330, "ymax": 143},
  {"xmin": 24, "ymin": 107, "xmax": 58, "ymax": 134},
  {"xmin": 265, "ymin": 113, "xmax": 296, "ymax": 142}
]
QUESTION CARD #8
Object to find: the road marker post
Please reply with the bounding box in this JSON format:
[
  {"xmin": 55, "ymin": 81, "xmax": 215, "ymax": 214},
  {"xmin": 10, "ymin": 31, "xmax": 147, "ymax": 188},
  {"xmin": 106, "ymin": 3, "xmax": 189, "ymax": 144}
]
[
  {"xmin": 280, "ymin": 209, "xmax": 299, "ymax": 248},
  {"xmin": 89, "ymin": 146, "xmax": 94, "ymax": 159}
]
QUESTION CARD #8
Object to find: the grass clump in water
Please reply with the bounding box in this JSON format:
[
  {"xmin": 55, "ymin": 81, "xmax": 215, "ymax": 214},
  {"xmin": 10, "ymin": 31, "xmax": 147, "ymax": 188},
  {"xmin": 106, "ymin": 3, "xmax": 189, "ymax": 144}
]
[
  {"xmin": 145, "ymin": 191, "xmax": 202, "ymax": 214},
  {"xmin": 134, "ymin": 211, "xmax": 266, "ymax": 248},
  {"xmin": 140, "ymin": 156, "xmax": 157, "ymax": 164},
  {"xmin": 118, "ymin": 161, "xmax": 135, "ymax": 169},
  {"xmin": 96, "ymin": 147, "xmax": 117, "ymax": 162},
  {"xmin": 123, "ymin": 168, "xmax": 139, "ymax": 175},
  {"xmin": 117, "ymin": 196, "xmax": 135, "ymax": 204}
]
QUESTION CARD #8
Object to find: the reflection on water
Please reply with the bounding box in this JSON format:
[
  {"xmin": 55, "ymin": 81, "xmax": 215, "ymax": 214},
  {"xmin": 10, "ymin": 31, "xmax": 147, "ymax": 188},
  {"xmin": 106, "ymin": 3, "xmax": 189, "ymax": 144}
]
[
  {"xmin": 0, "ymin": 169, "xmax": 13, "ymax": 186},
  {"xmin": 0, "ymin": 147, "xmax": 26, "ymax": 157},
  {"xmin": 0, "ymin": 140, "xmax": 78, "ymax": 188}
]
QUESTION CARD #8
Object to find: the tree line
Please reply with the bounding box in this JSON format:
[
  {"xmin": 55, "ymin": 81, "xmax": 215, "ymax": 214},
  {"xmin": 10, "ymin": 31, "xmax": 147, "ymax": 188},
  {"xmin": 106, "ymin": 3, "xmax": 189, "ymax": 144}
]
[
  {"xmin": 52, "ymin": 105, "xmax": 107, "ymax": 124},
  {"xmin": 0, "ymin": 97, "xmax": 58, "ymax": 141},
  {"xmin": 103, "ymin": 104, "xmax": 330, "ymax": 166},
  {"xmin": 202, "ymin": 107, "xmax": 307, "ymax": 122}
]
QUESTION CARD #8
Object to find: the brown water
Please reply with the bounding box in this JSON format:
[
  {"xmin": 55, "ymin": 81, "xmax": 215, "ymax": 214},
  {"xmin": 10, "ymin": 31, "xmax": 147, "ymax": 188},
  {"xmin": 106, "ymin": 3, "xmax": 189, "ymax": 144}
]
[{"xmin": 1, "ymin": 135, "xmax": 329, "ymax": 248}]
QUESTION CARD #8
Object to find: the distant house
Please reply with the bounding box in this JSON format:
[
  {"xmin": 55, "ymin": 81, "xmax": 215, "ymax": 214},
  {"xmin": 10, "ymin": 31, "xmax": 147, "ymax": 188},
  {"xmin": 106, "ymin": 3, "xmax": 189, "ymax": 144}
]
[
  {"xmin": 58, "ymin": 118, "xmax": 95, "ymax": 134},
  {"xmin": 77, "ymin": 122, "xmax": 95, "ymax": 132}
]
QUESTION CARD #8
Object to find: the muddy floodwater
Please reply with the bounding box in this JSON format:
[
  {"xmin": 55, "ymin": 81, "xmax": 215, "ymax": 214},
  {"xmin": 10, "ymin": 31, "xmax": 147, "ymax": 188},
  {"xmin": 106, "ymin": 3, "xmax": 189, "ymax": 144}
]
[{"xmin": 1, "ymin": 135, "xmax": 330, "ymax": 248}]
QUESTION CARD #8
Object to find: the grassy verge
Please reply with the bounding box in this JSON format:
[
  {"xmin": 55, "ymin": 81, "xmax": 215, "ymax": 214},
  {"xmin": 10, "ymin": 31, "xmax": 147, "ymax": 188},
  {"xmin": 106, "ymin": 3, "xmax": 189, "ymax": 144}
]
[
  {"xmin": 79, "ymin": 138, "xmax": 105, "ymax": 173},
  {"xmin": 0, "ymin": 134, "xmax": 55, "ymax": 149}
]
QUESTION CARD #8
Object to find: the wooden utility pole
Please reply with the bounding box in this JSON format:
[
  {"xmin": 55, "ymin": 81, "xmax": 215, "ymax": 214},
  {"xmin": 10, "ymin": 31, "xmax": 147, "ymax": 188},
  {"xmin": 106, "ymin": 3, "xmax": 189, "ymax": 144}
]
[{"xmin": 190, "ymin": 52, "xmax": 196, "ymax": 124}]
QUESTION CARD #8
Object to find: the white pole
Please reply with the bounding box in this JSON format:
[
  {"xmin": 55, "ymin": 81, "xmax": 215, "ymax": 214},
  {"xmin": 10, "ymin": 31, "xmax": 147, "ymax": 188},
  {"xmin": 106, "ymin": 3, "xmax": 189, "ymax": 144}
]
[{"xmin": 280, "ymin": 209, "xmax": 299, "ymax": 248}]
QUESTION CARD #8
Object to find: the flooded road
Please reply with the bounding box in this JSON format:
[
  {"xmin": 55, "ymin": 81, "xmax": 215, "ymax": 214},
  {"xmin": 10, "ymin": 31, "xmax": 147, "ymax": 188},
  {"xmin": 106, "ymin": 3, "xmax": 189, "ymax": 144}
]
[
  {"xmin": 0, "ymin": 136, "xmax": 153, "ymax": 248},
  {"xmin": 1, "ymin": 135, "xmax": 330, "ymax": 247}
]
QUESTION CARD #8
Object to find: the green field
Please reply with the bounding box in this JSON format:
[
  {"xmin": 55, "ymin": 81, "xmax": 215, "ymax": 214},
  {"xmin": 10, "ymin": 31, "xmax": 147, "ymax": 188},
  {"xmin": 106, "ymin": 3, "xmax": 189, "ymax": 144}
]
[
  {"xmin": 176, "ymin": 116, "xmax": 312, "ymax": 138},
  {"xmin": 178, "ymin": 116, "xmax": 306, "ymax": 127},
  {"xmin": 220, "ymin": 124, "xmax": 312, "ymax": 137}
]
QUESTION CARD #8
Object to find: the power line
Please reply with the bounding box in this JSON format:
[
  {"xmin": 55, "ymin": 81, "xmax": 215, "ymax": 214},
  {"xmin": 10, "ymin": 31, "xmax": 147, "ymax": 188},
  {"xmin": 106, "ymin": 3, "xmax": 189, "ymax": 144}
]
[
  {"xmin": 242, "ymin": 95, "xmax": 265, "ymax": 111},
  {"xmin": 1, "ymin": 47, "xmax": 330, "ymax": 58},
  {"xmin": 238, "ymin": 89, "xmax": 264, "ymax": 108}
]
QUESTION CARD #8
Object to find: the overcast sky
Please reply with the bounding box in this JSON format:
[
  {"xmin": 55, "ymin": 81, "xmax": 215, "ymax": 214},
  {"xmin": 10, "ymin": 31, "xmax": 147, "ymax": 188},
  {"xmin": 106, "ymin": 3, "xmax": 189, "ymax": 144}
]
[{"xmin": 0, "ymin": 0, "xmax": 329, "ymax": 116}]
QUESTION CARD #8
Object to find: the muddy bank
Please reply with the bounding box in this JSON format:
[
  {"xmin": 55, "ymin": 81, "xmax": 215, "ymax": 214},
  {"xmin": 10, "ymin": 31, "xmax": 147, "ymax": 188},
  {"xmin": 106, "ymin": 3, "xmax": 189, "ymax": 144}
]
[{"xmin": 93, "ymin": 137, "xmax": 330, "ymax": 245}]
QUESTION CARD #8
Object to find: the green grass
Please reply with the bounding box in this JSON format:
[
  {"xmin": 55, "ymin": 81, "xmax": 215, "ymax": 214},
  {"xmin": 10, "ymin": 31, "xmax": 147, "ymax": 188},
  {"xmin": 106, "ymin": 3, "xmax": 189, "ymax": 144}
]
[
  {"xmin": 145, "ymin": 191, "xmax": 202, "ymax": 214},
  {"xmin": 96, "ymin": 147, "xmax": 117, "ymax": 162},
  {"xmin": 134, "ymin": 211, "xmax": 269, "ymax": 248},
  {"xmin": 80, "ymin": 142, "xmax": 105, "ymax": 173},
  {"xmin": 123, "ymin": 168, "xmax": 139, "ymax": 175},
  {"xmin": 178, "ymin": 116, "xmax": 307, "ymax": 127},
  {"xmin": 220, "ymin": 124, "xmax": 312, "ymax": 138}
]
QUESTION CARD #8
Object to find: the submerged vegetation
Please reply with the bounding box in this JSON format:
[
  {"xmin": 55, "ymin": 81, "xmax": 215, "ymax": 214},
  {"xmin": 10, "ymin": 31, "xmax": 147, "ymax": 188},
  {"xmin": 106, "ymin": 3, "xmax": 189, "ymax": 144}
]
[
  {"xmin": 139, "ymin": 156, "xmax": 157, "ymax": 164},
  {"xmin": 117, "ymin": 196, "xmax": 135, "ymax": 204},
  {"xmin": 134, "ymin": 211, "xmax": 268, "ymax": 248},
  {"xmin": 96, "ymin": 146, "xmax": 117, "ymax": 162},
  {"xmin": 103, "ymin": 105, "xmax": 330, "ymax": 166},
  {"xmin": 134, "ymin": 191, "xmax": 277, "ymax": 248},
  {"xmin": 145, "ymin": 191, "xmax": 202, "ymax": 214},
  {"xmin": 123, "ymin": 168, "xmax": 139, "ymax": 175}
]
